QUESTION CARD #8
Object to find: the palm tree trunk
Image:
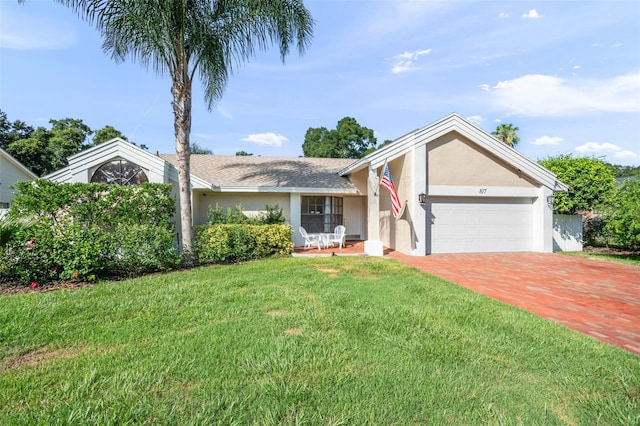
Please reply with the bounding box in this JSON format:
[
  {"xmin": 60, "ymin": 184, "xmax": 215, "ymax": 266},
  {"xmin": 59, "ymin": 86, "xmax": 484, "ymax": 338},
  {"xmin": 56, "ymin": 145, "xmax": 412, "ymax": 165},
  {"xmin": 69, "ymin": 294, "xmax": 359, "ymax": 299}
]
[{"xmin": 172, "ymin": 74, "xmax": 195, "ymax": 263}]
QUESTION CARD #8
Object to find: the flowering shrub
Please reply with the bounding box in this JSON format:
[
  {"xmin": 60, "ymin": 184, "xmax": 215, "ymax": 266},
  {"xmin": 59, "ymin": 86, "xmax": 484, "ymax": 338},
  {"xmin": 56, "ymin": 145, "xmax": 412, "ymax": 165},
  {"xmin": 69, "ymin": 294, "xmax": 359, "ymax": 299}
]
[{"xmin": 0, "ymin": 181, "xmax": 179, "ymax": 285}]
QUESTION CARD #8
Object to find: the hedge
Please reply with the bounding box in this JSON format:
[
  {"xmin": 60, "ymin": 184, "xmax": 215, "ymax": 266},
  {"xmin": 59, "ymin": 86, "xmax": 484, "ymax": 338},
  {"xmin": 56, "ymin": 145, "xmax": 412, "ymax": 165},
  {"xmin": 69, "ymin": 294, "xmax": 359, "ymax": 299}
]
[{"xmin": 195, "ymin": 224, "xmax": 294, "ymax": 264}]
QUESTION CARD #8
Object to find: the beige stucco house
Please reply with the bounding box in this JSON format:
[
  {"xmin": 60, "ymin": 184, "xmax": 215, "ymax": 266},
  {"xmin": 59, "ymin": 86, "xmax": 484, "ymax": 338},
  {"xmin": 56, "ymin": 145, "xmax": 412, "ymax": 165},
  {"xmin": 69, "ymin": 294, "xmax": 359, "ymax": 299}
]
[
  {"xmin": 45, "ymin": 113, "xmax": 568, "ymax": 255},
  {"xmin": 0, "ymin": 147, "xmax": 38, "ymax": 217}
]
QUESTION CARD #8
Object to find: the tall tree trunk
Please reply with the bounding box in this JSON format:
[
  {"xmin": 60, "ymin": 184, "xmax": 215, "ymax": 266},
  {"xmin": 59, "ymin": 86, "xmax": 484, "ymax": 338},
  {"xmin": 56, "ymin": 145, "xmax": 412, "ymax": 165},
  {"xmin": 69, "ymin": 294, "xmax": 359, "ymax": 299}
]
[{"xmin": 172, "ymin": 75, "xmax": 195, "ymax": 263}]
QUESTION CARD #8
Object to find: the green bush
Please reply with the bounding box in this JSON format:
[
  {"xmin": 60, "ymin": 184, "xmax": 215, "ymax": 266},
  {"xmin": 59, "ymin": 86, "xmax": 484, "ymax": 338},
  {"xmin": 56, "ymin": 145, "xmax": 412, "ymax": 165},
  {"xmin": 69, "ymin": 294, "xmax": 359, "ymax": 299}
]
[
  {"xmin": 113, "ymin": 225, "xmax": 181, "ymax": 277},
  {"xmin": 9, "ymin": 180, "xmax": 175, "ymax": 229},
  {"xmin": 538, "ymin": 155, "xmax": 615, "ymax": 214},
  {"xmin": 0, "ymin": 180, "xmax": 179, "ymax": 285},
  {"xmin": 583, "ymin": 215, "xmax": 610, "ymax": 248},
  {"xmin": 195, "ymin": 224, "xmax": 293, "ymax": 264},
  {"xmin": 604, "ymin": 178, "xmax": 640, "ymax": 251},
  {"xmin": 207, "ymin": 203, "xmax": 286, "ymax": 225}
]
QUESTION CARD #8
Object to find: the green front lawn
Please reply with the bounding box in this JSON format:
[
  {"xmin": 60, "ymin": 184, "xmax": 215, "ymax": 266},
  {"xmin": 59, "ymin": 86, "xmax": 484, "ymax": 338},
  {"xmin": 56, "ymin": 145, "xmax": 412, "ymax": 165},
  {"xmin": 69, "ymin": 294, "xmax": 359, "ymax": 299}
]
[{"xmin": 1, "ymin": 257, "xmax": 638, "ymax": 424}]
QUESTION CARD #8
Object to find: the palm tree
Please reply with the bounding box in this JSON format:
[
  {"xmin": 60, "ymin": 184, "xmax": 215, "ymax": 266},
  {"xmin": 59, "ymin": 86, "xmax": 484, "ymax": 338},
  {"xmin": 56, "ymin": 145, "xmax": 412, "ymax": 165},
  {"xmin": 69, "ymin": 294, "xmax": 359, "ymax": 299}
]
[
  {"xmin": 46, "ymin": 0, "xmax": 314, "ymax": 260},
  {"xmin": 492, "ymin": 123, "xmax": 520, "ymax": 148},
  {"xmin": 0, "ymin": 216, "xmax": 36, "ymax": 248}
]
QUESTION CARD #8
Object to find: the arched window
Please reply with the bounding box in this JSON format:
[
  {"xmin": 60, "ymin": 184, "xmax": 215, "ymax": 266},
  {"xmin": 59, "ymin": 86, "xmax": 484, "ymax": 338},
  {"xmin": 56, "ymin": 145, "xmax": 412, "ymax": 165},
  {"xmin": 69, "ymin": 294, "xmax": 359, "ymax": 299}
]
[{"xmin": 91, "ymin": 160, "xmax": 148, "ymax": 185}]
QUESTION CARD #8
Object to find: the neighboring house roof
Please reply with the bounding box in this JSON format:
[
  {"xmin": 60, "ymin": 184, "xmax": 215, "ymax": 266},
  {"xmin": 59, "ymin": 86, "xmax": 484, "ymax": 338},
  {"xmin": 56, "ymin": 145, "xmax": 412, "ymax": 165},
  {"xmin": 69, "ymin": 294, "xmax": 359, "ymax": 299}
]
[
  {"xmin": 159, "ymin": 154, "xmax": 358, "ymax": 193},
  {"xmin": 615, "ymin": 176, "xmax": 638, "ymax": 185},
  {"xmin": 340, "ymin": 113, "xmax": 569, "ymax": 192},
  {"xmin": 0, "ymin": 147, "xmax": 39, "ymax": 179}
]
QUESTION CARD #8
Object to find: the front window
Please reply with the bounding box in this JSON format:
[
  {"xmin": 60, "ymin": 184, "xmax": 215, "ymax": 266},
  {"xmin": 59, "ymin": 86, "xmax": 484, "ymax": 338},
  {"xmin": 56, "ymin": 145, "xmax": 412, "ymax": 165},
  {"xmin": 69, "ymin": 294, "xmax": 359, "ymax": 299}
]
[
  {"xmin": 91, "ymin": 160, "xmax": 148, "ymax": 185},
  {"xmin": 301, "ymin": 196, "xmax": 343, "ymax": 233}
]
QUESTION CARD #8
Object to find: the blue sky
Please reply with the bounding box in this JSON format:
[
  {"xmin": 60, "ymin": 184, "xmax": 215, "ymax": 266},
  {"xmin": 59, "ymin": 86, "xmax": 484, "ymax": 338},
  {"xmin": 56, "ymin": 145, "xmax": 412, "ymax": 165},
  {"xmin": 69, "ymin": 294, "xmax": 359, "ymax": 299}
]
[{"xmin": 1, "ymin": 1, "xmax": 639, "ymax": 165}]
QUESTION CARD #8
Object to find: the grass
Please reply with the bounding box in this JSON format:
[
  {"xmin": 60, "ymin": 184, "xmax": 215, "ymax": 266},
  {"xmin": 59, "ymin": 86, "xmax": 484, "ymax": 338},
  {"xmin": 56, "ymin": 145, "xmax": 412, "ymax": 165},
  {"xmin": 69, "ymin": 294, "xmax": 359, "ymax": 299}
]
[
  {"xmin": 561, "ymin": 251, "xmax": 640, "ymax": 266},
  {"xmin": 1, "ymin": 256, "xmax": 639, "ymax": 425}
]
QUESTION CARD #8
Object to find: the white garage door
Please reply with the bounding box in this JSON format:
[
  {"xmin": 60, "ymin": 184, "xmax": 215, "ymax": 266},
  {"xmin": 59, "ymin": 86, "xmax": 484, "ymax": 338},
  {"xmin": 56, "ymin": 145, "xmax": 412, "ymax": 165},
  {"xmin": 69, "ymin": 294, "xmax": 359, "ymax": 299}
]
[{"xmin": 427, "ymin": 197, "xmax": 534, "ymax": 254}]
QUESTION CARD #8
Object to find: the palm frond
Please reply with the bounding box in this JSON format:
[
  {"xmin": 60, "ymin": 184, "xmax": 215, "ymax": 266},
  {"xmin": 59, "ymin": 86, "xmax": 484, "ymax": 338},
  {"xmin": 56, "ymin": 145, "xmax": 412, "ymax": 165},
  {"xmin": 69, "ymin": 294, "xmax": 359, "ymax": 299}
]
[{"xmin": 48, "ymin": 0, "xmax": 314, "ymax": 110}]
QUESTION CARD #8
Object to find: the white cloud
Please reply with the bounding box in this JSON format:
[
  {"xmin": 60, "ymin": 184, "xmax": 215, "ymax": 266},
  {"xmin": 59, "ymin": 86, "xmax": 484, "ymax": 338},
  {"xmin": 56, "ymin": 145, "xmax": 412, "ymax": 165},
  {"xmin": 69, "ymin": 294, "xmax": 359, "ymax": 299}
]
[
  {"xmin": 217, "ymin": 108, "xmax": 233, "ymax": 120},
  {"xmin": 573, "ymin": 142, "xmax": 637, "ymax": 161},
  {"xmin": 241, "ymin": 132, "xmax": 288, "ymax": 147},
  {"xmin": 522, "ymin": 9, "xmax": 542, "ymax": 19},
  {"xmin": 478, "ymin": 84, "xmax": 490, "ymax": 92},
  {"xmin": 487, "ymin": 73, "xmax": 640, "ymax": 116},
  {"xmin": 466, "ymin": 115, "xmax": 484, "ymax": 125},
  {"xmin": 498, "ymin": 12, "xmax": 509, "ymax": 19},
  {"xmin": 531, "ymin": 136, "xmax": 563, "ymax": 146},
  {"xmin": 574, "ymin": 142, "xmax": 637, "ymax": 159},
  {"xmin": 575, "ymin": 142, "xmax": 624, "ymax": 153},
  {"xmin": 572, "ymin": 65, "xmax": 581, "ymax": 70},
  {"xmin": 390, "ymin": 48, "xmax": 432, "ymax": 73},
  {"xmin": 615, "ymin": 150, "xmax": 638, "ymax": 159}
]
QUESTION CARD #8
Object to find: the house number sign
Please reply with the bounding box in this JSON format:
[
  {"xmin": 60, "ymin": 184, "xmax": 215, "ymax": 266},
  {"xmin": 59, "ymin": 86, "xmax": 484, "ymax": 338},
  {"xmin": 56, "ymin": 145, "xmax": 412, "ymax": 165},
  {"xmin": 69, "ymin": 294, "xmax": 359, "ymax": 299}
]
[{"xmin": 479, "ymin": 188, "xmax": 487, "ymax": 194}]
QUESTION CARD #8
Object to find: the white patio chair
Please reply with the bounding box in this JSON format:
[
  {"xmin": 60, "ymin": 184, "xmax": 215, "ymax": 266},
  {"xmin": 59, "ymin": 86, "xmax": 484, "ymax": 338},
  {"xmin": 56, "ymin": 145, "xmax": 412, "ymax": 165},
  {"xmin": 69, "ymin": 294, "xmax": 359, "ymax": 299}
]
[
  {"xmin": 299, "ymin": 226, "xmax": 321, "ymax": 250},
  {"xmin": 329, "ymin": 225, "xmax": 346, "ymax": 249}
]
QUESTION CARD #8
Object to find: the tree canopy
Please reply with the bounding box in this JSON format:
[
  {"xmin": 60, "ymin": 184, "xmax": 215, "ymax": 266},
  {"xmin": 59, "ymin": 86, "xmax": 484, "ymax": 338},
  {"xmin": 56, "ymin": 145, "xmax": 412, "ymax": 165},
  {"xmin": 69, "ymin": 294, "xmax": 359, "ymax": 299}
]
[
  {"xmin": 492, "ymin": 123, "xmax": 520, "ymax": 148},
  {"xmin": 191, "ymin": 141, "xmax": 213, "ymax": 155},
  {"xmin": 0, "ymin": 109, "xmax": 128, "ymax": 176},
  {"xmin": 604, "ymin": 178, "xmax": 640, "ymax": 250},
  {"xmin": 603, "ymin": 161, "xmax": 640, "ymax": 178},
  {"xmin": 538, "ymin": 155, "xmax": 615, "ymax": 214},
  {"xmin": 0, "ymin": 110, "xmax": 34, "ymax": 150},
  {"xmin": 93, "ymin": 125, "xmax": 128, "ymax": 145},
  {"xmin": 302, "ymin": 117, "xmax": 377, "ymax": 158}
]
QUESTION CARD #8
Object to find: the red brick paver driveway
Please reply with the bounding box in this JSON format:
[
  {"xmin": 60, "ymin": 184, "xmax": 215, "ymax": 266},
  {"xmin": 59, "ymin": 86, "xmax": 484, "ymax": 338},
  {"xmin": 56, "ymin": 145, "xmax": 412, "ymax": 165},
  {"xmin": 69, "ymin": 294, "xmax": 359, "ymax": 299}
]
[{"xmin": 387, "ymin": 252, "xmax": 640, "ymax": 356}]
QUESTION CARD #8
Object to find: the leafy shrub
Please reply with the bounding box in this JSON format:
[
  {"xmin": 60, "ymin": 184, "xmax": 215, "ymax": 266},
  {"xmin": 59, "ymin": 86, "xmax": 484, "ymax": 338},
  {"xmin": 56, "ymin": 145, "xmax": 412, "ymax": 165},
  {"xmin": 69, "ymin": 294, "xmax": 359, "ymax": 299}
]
[
  {"xmin": 604, "ymin": 178, "xmax": 640, "ymax": 250},
  {"xmin": 583, "ymin": 215, "xmax": 610, "ymax": 248},
  {"xmin": 538, "ymin": 155, "xmax": 615, "ymax": 214},
  {"xmin": 207, "ymin": 204, "xmax": 250, "ymax": 225},
  {"xmin": 113, "ymin": 225, "xmax": 181, "ymax": 277},
  {"xmin": 207, "ymin": 203, "xmax": 286, "ymax": 225},
  {"xmin": 10, "ymin": 180, "xmax": 175, "ymax": 229},
  {"xmin": 259, "ymin": 204, "xmax": 287, "ymax": 225},
  {"xmin": 195, "ymin": 224, "xmax": 293, "ymax": 264},
  {"xmin": 0, "ymin": 180, "xmax": 179, "ymax": 285}
]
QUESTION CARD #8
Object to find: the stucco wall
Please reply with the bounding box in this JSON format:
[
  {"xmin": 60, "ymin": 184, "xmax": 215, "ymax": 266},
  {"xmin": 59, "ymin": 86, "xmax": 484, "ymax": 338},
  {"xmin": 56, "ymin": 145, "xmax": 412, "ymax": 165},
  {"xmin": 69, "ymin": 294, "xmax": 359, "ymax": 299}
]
[
  {"xmin": 427, "ymin": 133, "xmax": 537, "ymax": 188},
  {"xmin": 349, "ymin": 168, "xmax": 369, "ymax": 195},
  {"xmin": 195, "ymin": 192, "xmax": 291, "ymax": 226},
  {"xmin": 379, "ymin": 152, "xmax": 415, "ymax": 253}
]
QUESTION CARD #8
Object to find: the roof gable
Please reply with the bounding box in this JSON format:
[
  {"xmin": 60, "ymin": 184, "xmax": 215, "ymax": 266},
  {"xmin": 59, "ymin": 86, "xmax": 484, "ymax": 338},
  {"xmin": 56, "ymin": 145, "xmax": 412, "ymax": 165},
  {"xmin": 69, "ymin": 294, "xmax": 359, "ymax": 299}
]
[
  {"xmin": 340, "ymin": 113, "xmax": 568, "ymax": 191},
  {"xmin": 0, "ymin": 147, "xmax": 38, "ymax": 179},
  {"xmin": 44, "ymin": 138, "xmax": 211, "ymax": 189}
]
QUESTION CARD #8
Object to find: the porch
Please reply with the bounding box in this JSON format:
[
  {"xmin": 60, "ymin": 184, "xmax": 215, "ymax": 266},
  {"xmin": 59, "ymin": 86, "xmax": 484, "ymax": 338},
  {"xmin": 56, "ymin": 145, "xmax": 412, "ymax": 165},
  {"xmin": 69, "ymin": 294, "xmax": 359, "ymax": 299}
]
[{"xmin": 293, "ymin": 240, "xmax": 392, "ymax": 256}]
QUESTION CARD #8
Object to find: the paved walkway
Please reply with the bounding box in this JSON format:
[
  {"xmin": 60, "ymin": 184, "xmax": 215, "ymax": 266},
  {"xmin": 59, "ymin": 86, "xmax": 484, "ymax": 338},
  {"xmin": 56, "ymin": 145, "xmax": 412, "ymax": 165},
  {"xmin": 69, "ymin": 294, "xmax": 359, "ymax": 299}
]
[{"xmin": 387, "ymin": 251, "xmax": 640, "ymax": 356}]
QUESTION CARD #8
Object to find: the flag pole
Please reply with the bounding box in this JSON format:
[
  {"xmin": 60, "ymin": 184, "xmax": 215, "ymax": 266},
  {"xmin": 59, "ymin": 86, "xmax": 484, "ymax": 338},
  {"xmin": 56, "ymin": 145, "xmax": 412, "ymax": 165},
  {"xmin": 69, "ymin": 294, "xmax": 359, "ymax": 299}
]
[{"xmin": 375, "ymin": 159, "xmax": 388, "ymax": 196}]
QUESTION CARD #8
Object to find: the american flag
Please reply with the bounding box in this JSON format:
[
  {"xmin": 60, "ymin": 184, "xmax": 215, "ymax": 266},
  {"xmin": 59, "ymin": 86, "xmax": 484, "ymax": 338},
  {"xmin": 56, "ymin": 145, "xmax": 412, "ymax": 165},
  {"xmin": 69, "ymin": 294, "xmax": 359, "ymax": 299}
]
[{"xmin": 380, "ymin": 163, "xmax": 402, "ymax": 218}]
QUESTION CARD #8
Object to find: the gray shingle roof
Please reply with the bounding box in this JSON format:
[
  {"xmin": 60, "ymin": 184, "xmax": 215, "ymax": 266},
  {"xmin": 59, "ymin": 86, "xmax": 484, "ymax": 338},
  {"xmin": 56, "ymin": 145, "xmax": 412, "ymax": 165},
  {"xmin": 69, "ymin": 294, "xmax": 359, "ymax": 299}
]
[{"xmin": 158, "ymin": 154, "xmax": 358, "ymax": 190}]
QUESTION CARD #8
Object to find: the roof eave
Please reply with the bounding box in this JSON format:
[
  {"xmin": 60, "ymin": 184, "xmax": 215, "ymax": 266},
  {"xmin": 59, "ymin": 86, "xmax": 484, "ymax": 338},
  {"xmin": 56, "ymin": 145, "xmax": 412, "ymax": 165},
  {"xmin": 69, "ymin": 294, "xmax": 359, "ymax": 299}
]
[{"xmin": 212, "ymin": 186, "xmax": 360, "ymax": 194}]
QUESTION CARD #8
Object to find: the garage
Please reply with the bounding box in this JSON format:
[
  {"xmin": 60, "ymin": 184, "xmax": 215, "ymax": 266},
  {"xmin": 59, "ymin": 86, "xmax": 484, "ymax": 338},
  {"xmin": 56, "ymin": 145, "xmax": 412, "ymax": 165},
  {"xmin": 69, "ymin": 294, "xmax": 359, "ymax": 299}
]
[{"xmin": 426, "ymin": 197, "xmax": 534, "ymax": 254}]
